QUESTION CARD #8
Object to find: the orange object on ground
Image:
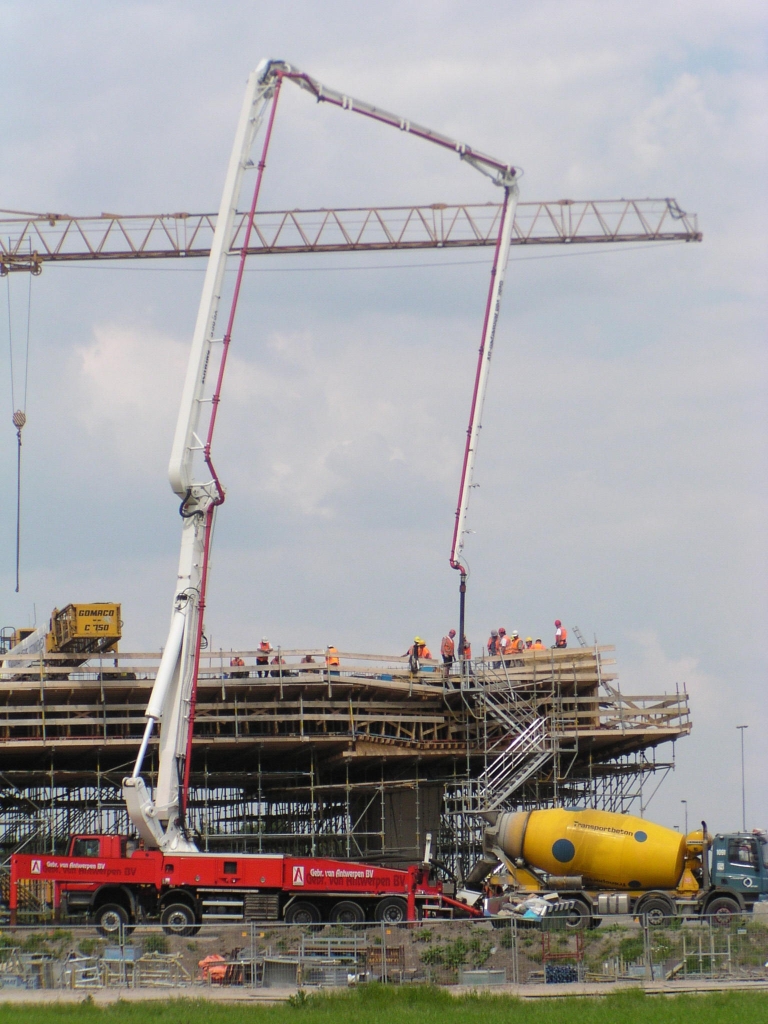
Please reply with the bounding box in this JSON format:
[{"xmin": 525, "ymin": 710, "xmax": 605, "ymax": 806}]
[{"xmin": 199, "ymin": 953, "xmax": 227, "ymax": 982}]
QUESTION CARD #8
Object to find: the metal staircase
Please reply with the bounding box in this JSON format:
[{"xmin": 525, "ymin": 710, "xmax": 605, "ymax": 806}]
[
  {"xmin": 478, "ymin": 718, "xmax": 553, "ymax": 809},
  {"xmin": 475, "ymin": 685, "xmax": 554, "ymax": 810}
]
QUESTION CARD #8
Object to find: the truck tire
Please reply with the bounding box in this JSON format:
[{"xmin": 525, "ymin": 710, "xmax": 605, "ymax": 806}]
[
  {"xmin": 705, "ymin": 896, "xmax": 740, "ymax": 927},
  {"xmin": 95, "ymin": 903, "xmax": 130, "ymax": 937},
  {"xmin": 284, "ymin": 900, "xmax": 321, "ymax": 925},
  {"xmin": 329, "ymin": 900, "xmax": 365, "ymax": 924},
  {"xmin": 374, "ymin": 897, "xmax": 408, "ymax": 924},
  {"xmin": 637, "ymin": 895, "xmax": 675, "ymax": 927},
  {"xmin": 161, "ymin": 902, "xmax": 197, "ymax": 936},
  {"xmin": 556, "ymin": 899, "xmax": 590, "ymax": 930}
]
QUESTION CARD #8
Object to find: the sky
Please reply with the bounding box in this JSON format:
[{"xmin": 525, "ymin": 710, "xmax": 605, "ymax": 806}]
[{"xmin": 1, "ymin": 0, "xmax": 766, "ymax": 835}]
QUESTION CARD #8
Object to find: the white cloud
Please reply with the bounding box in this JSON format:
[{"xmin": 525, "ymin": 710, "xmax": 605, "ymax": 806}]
[{"xmin": 70, "ymin": 323, "xmax": 187, "ymax": 471}]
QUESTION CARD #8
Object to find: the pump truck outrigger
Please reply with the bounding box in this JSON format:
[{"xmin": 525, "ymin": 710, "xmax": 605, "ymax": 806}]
[{"xmin": 9, "ymin": 59, "xmax": 519, "ymax": 931}]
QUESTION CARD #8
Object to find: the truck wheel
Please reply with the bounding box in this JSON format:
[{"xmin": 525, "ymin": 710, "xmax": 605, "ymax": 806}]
[
  {"xmin": 374, "ymin": 897, "xmax": 408, "ymax": 924},
  {"xmin": 95, "ymin": 903, "xmax": 129, "ymax": 937},
  {"xmin": 330, "ymin": 900, "xmax": 365, "ymax": 924},
  {"xmin": 284, "ymin": 900, "xmax": 321, "ymax": 926},
  {"xmin": 637, "ymin": 896, "xmax": 674, "ymax": 927},
  {"xmin": 161, "ymin": 902, "xmax": 197, "ymax": 936},
  {"xmin": 561, "ymin": 900, "xmax": 590, "ymax": 930},
  {"xmin": 706, "ymin": 897, "xmax": 740, "ymax": 927}
]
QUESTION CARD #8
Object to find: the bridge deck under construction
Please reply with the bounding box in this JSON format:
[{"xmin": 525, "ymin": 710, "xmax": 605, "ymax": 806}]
[{"xmin": 0, "ymin": 645, "xmax": 690, "ymax": 872}]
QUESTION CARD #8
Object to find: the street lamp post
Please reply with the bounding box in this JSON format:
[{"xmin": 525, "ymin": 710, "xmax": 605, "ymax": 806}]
[
  {"xmin": 737, "ymin": 725, "xmax": 748, "ymax": 832},
  {"xmin": 681, "ymin": 799, "xmax": 688, "ymax": 836}
]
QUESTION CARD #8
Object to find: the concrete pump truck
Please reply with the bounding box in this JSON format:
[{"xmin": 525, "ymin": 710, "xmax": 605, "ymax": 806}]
[{"xmin": 9, "ymin": 59, "xmax": 521, "ymax": 934}]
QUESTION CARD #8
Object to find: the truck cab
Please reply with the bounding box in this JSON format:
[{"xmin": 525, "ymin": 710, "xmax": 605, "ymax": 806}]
[
  {"xmin": 68, "ymin": 835, "xmax": 138, "ymax": 859},
  {"xmin": 710, "ymin": 832, "xmax": 768, "ymax": 906}
]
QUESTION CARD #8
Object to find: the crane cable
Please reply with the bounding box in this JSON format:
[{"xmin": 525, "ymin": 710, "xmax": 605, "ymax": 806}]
[{"xmin": 6, "ymin": 271, "xmax": 32, "ymax": 593}]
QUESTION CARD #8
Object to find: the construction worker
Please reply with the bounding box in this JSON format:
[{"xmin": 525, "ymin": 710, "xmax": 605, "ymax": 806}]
[
  {"xmin": 407, "ymin": 637, "xmax": 430, "ymax": 674},
  {"xmin": 326, "ymin": 645, "xmax": 340, "ymax": 674},
  {"xmin": 486, "ymin": 629, "xmax": 500, "ymax": 668},
  {"xmin": 532, "ymin": 638, "xmax": 546, "ymax": 651},
  {"xmin": 508, "ymin": 630, "xmax": 524, "ymax": 654},
  {"xmin": 498, "ymin": 627, "xmax": 509, "ymax": 658},
  {"xmin": 407, "ymin": 637, "xmax": 431, "ymax": 659},
  {"xmin": 554, "ymin": 620, "xmax": 568, "ymax": 648},
  {"xmin": 441, "ymin": 630, "xmax": 456, "ymax": 669},
  {"xmin": 525, "ymin": 637, "xmax": 533, "ymax": 650},
  {"xmin": 229, "ymin": 655, "xmax": 248, "ymax": 679},
  {"xmin": 270, "ymin": 653, "xmax": 285, "ymax": 678},
  {"xmin": 462, "ymin": 636, "xmax": 472, "ymax": 660},
  {"xmin": 256, "ymin": 637, "xmax": 272, "ymax": 677}
]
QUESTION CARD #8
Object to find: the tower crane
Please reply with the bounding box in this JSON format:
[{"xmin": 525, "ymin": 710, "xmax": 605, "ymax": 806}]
[{"xmin": 2, "ymin": 61, "xmax": 701, "ymax": 855}]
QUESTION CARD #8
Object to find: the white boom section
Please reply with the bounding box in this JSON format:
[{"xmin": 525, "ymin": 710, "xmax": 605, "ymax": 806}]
[
  {"xmin": 265, "ymin": 62, "xmax": 517, "ymax": 188},
  {"xmin": 122, "ymin": 61, "xmax": 279, "ymax": 852},
  {"xmin": 450, "ymin": 183, "xmax": 518, "ymax": 573}
]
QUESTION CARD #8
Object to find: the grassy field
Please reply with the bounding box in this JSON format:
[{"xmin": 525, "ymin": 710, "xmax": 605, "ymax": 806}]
[{"xmin": 0, "ymin": 986, "xmax": 766, "ymax": 1024}]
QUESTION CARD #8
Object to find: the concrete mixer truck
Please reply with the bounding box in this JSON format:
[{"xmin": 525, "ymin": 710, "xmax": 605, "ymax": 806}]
[{"xmin": 466, "ymin": 808, "xmax": 768, "ymax": 927}]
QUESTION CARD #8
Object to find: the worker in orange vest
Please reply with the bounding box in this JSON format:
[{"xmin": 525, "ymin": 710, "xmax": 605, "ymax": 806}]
[
  {"xmin": 508, "ymin": 630, "xmax": 524, "ymax": 653},
  {"xmin": 554, "ymin": 620, "xmax": 568, "ymax": 648},
  {"xmin": 229, "ymin": 655, "xmax": 247, "ymax": 679},
  {"xmin": 532, "ymin": 638, "xmax": 546, "ymax": 651},
  {"xmin": 462, "ymin": 636, "xmax": 472, "ymax": 660},
  {"xmin": 407, "ymin": 637, "xmax": 431, "ymax": 675},
  {"xmin": 525, "ymin": 637, "xmax": 533, "ymax": 650},
  {"xmin": 256, "ymin": 637, "xmax": 272, "ymax": 677},
  {"xmin": 270, "ymin": 653, "xmax": 286, "ymax": 678},
  {"xmin": 407, "ymin": 637, "xmax": 432, "ymax": 659},
  {"xmin": 326, "ymin": 645, "xmax": 340, "ymax": 666},
  {"xmin": 441, "ymin": 630, "xmax": 456, "ymax": 668},
  {"xmin": 498, "ymin": 627, "xmax": 509, "ymax": 657}
]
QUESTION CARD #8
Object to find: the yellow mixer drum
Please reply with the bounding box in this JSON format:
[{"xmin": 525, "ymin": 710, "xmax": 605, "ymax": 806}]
[{"xmin": 496, "ymin": 808, "xmax": 685, "ymax": 890}]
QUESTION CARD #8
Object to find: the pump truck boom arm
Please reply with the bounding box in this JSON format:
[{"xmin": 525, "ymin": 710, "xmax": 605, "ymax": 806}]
[
  {"xmin": 122, "ymin": 59, "xmax": 518, "ymax": 853},
  {"xmin": 122, "ymin": 62, "xmax": 283, "ymax": 852}
]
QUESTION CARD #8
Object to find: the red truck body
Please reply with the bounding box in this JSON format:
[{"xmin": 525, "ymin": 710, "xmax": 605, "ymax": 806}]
[{"xmin": 10, "ymin": 835, "xmax": 466, "ymax": 932}]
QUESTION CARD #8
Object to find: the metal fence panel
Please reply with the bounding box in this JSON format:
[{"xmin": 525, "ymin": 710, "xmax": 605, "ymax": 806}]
[{"xmin": 0, "ymin": 912, "xmax": 764, "ymax": 991}]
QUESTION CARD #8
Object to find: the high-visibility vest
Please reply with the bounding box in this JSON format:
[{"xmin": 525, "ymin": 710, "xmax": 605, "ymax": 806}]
[
  {"xmin": 487, "ymin": 636, "xmax": 499, "ymax": 655},
  {"xmin": 463, "ymin": 641, "xmax": 472, "ymax": 659},
  {"xmin": 532, "ymin": 642, "xmax": 546, "ymax": 651},
  {"xmin": 509, "ymin": 638, "xmax": 524, "ymax": 652},
  {"xmin": 327, "ymin": 647, "xmax": 340, "ymax": 666},
  {"xmin": 441, "ymin": 636, "xmax": 455, "ymax": 658},
  {"xmin": 555, "ymin": 627, "xmax": 568, "ymax": 648}
]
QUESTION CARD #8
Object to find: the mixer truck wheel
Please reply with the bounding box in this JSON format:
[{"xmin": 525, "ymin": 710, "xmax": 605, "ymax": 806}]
[
  {"xmin": 637, "ymin": 895, "xmax": 675, "ymax": 927},
  {"xmin": 562, "ymin": 899, "xmax": 590, "ymax": 930},
  {"xmin": 705, "ymin": 896, "xmax": 740, "ymax": 927}
]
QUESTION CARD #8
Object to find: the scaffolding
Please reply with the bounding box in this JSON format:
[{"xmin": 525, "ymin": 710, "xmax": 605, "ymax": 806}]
[{"xmin": 0, "ymin": 645, "xmax": 690, "ymax": 875}]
